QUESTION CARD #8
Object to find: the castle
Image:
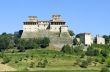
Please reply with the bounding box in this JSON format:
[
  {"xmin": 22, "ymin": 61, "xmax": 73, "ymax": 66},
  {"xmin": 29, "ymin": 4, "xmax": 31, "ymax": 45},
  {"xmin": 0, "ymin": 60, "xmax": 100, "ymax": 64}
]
[
  {"xmin": 21, "ymin": 15, "xmax": 105, "ymax": 47},
  {"xmin": 23, "ymin": 15, "xmax": 68, "ymax": 33},
  {"xmin": 21, "ymin": 15, "xmax": 73, "ymax": 48}
]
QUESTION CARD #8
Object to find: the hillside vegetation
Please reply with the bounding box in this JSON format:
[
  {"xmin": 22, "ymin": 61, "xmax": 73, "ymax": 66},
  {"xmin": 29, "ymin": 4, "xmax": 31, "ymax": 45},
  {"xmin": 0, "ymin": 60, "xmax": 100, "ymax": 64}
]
[{"xmin": 0, "ymin": 32, "xmax": 110, "ymax": 72}]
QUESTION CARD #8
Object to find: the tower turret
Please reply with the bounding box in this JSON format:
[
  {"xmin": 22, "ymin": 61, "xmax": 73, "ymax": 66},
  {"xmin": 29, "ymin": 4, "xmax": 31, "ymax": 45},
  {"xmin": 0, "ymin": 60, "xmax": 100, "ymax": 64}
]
[
  {"xmin": 28, "ymin": 16, "xmax": 38, "ymax": 22},
  {"xmin": 52, "ymin": 15, "xmax": 61, "ymax": 21}
]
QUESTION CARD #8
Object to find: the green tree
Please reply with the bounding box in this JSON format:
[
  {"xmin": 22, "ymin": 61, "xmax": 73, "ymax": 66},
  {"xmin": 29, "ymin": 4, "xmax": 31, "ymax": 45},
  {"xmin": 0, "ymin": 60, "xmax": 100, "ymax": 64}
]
[
  {"xmin": 61, "ymin": 44, "xmax": 74, "ymax": 54},
  {"xmin": 16, "ymin": 39, "xmax": 26, "ymax": 52},
  {"xmin": 86, "ymin": 46, "xmax": 99, "ymax": 56},
  {"xmin": 68, "ymin": 30, "xmax": 75, "ymax": 36},
  {"xmin": 40, "ymin": 37, "xmax": 50, "ymax": 48},
  {"xmin": 100, "ymin": 50, "xmax": 108, "ymax": 57},
  {"xmin": 0, "ymin": 33, "xmax": 11, "ymax": 51}
]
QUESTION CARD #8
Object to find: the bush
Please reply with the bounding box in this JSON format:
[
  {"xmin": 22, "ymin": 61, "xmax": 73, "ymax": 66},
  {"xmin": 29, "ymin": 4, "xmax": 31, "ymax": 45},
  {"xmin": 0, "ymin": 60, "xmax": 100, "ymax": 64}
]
[
  {"xmin": 37, "ymin": 59, "xmax": 48, "ymax": 68},
  {"xmin": 61, "ymin": 44, "xmax": 74, "ymax": 54},
  {"xmin": 100, "ymin": 67, "xmax": 109, "ymax": 72},
  {"xmin": 19, "ymin": 57, "xmax": 22, "ymax": 61},
  {"xmin": 1, "ymin": 56, "xmax": 11, "ymax": 64},
  {"xmin": 37, "ymin": 61, "xmax": 43, "ymax": 68},
  {"xmin": 95, "ymin": 58, "xmax": 99, "ymax": 62},
  {"xmin": 107, "ymin": 61, "xmax": 110, "ymax": 67},
  {"xmin": 100, "ymin": 50, "xmax": 108, "ymax": 57},
  {"xmin": 80, "ymin": 60, "xmax": 88, "ymax": 68},
  {"xmin": 43, "ymin": 59, "xmax": 48, "ymax": 66},
  {"xmin": 87, "ymin": 57, "xmax": 92, "ymax": 65},
  {"xmin": 29, "ymin": 62, "xmax": 35, "ymax": 68},
  {"xmin": 73, "ymin": 58, "xmax": 81, "ymax": 66},
  {"xmin": 101, "ymin": 57, "xmax": 105, "ymax": 63},
  {"xmin": 86, "ymin": 47, "xmax": 99, "ymax": 56},
  {"xmin": 73, "ymin": 45, "xmax": 84, "ymax": 55},
  {"xmin": 0, "ymin": 52, "xmax": 4, "ymax": 58},
  {"xmin": 80, "ymin": 53, "xmax": 85, "ymax": 58},
  {"xmin": 15, "ymin": 60, "xmax": 19, "ymax": 63}
]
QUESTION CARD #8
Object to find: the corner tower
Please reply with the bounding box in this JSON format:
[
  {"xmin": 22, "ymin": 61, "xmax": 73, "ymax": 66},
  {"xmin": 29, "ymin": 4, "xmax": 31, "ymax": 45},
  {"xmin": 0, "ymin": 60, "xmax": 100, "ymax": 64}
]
[{"xmin": 50, "ymin": 15, "xmax": 68, "ymax": 32}]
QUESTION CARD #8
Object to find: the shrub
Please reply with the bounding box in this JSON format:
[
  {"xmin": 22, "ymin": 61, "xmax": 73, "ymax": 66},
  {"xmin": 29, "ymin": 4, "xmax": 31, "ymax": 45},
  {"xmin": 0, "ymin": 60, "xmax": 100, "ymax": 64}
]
[
  {"xmin": 101, "ymin": 57, "xmax": 105, "ymax": 63},
  {"xmin": 15, "ymin": 60, "xmax": 19, "ymax": 63},
  {"xmin": 61, "ymin": 44, "xmax": 74, "ymax": 54},
  {"xmin": 1, "ymin": 56, "xmax": 11, "ymax": 64},
  {"xmin": 106, "ymin": 58, "xmax": 110, "ymax": 67},
  {"xmin": 73, "ymin": 58, "xmax": 81, "ymax": 66},
  {"xmin": 80, "ymin": 60, "xmax": 88, "ymax": 68},
  {"xmin": 107, "ymin": 61, "xmax": 110, "ymax": 67},
  {"xmin": 37, "ymin": 59, "xmax": 48, "ymax": 68},
  {"xmin": 19, "ymin": 57, "xmax": 22, "ymax": 61},
  {"xmin": 37, "ymin": 61, "xmax": 43, "ymax": 68},
  {"xmin": 53, "ymin": 55, "xmax": 57, "ymax": 58},
  {"xmin": 86, "ymin": 47, "xmax": 99, "ymax": 56},
  {"xmin": 100, "ymin": 67, "xmax": 109, "ymax": 72},
  {"xmin": 87, "ymin": 57, "xmax": 92, "ymax": 65},
  {"xmin": 80, "ymin": 53, "xmax": 85, "ymax": 58},
  {"xmin": 95, "ymin": 58, "xmax": 99, "ymax": 62},
  {"xmin": 0, "ymin": 52, "xmax": 4, "ymax": 58},
  {"xmin": 43, "ymin": 59, "xmax": 48, "ymax": 66},
  {"xmin": 100, "ymin": 50, "xmax": 108, "ymax": 57},
  {"xmin": 29, "ymin": 62, "xmax": 35, "ymax": 68}
]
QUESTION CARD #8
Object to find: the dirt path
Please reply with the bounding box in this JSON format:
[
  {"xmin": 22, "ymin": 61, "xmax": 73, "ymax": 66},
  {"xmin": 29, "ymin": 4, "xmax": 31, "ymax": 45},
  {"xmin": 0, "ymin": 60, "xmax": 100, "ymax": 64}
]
[{"xmin": 0, "ymin": 64, "xmax": 16, "ymax": 71}]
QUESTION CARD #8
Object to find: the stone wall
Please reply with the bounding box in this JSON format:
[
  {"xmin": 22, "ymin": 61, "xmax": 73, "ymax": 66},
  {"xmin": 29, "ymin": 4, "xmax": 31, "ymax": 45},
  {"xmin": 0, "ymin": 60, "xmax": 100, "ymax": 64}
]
[{"xmin": 21, "ymin": 30, "xmax": 73, "ymax": 48}]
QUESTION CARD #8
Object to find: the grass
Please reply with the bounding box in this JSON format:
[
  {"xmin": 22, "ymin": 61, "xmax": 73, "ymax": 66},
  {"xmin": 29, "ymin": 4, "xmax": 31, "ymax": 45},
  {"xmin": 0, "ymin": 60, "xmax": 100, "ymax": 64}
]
[{"xmin": 0, "ymin": 48, "xmax": 109, "ymax": 71}]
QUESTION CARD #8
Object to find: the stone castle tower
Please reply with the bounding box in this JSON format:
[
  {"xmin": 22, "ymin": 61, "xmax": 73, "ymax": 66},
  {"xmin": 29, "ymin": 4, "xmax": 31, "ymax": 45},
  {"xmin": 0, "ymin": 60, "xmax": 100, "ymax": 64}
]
[{"xmin": 21, "ymin": 15, "xmax": 73, "ymax": 48}]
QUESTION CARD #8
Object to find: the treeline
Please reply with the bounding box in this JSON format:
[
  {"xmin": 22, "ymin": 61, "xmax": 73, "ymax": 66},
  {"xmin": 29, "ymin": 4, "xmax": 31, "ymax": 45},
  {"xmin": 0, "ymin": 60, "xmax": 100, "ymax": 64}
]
[{"xmin": 0, "ymin": 32, "xmax": 50, "ymax": 52}]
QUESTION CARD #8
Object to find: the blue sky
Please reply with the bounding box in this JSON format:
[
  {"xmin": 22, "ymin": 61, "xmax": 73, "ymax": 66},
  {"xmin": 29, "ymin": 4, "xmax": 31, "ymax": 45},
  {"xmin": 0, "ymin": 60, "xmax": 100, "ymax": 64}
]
[{"xmin": 0, "ymin": 0, "xmax": 110, "ymax": 36}]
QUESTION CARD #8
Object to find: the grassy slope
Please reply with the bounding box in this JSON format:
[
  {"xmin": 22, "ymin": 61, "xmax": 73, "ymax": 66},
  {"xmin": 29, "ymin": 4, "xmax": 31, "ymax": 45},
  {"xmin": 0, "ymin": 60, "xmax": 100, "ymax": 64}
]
[{"xmin": 0, "ymin": 48, "xmax": 106, "ymax": 71}]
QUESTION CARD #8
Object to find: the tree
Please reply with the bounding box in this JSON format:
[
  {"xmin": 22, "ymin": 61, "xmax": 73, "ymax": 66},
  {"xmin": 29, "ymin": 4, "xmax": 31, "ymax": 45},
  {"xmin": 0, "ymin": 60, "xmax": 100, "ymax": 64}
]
[
  {"xmin": 16, "ymin": 39, "xmax": 26, "ymax": 52},
  {"xmin": 61, "ymin": 44, "xmax": 74, "ymax": 54},
  {"xmin": 100, "ymin": 50, "xmax": 108, "ymax": 57},
  {"xmin": 40, "ymin": 37, "xmax": 50, "ymax": 48},
  {"xmin": 73, "ymin": 46, "xmax": 83, "ymax": 55},
  {"xmin": 86, "ymin": 46, "xmax": 99, "ymax": 56},
  {"xmin": 73, "ymin": 38, "xmax": 81, "ymax": 45},
  {"xmin": 68, "ymin": 30, "xmax": 75, "ymax": 36},
  {"xmin": 0, "ymin": 33, "xmax": 11, "ymax": 51}
]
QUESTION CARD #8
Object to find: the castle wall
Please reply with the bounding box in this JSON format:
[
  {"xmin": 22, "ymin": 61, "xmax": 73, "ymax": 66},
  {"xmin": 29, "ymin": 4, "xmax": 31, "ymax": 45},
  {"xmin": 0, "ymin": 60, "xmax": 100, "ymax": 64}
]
[
  {"xmin": 37, "ymin": 21, "xmax": 49, "ymax": 30},
  {"xmin": 23, "ymin": 25, "xmax": 38, "ymax": 32},
  {"xmin": 50, "ymin": 25, "xmax": 65, "ymax": 32},
  {"xmin": 60, "ymin": 26, "xmax": 68, "ymax": 32}
]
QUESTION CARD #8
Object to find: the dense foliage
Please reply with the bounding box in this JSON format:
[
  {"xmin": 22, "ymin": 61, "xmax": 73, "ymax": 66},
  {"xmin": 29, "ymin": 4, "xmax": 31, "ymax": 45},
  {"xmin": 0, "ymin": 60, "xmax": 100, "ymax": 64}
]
[{"xmin": 0, "ymin": 32, "xmax": 50, "ymax": 52}]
